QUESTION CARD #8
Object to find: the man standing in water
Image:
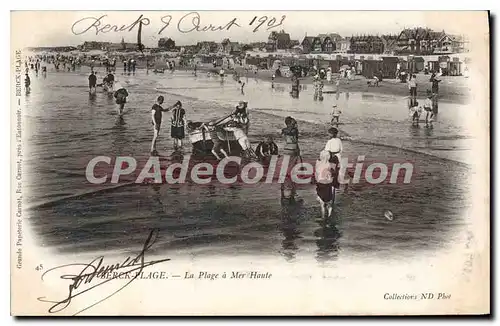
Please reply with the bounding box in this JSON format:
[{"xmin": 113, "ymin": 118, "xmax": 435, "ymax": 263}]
[
  {"xmin": 291, "ymin": 74, "xmax": 300, "ymax": 98},
  {"xmin": 408, "ymin": 74, "xmax": 417, "ymax": 106},
  {"xmin": 150, "ymin": 96, "xmax": 179, "ymax": 155},
  {"xmin": 88, "ymin": 71, "xmax": 97, "ymax": 93},
  {"xmin": 431, "ymin": 75, "xmax": 441, "ymax": 95}
]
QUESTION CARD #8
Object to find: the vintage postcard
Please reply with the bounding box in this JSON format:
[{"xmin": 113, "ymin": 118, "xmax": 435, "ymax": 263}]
[{"xmin": 10, "ymin": 11, "xmax": 490, "ymax": 315}]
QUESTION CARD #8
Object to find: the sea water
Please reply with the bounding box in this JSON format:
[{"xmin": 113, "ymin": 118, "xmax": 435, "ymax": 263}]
[{"xmin": 24, "ymin": 67, "xmax": 472, "ymax": 263}]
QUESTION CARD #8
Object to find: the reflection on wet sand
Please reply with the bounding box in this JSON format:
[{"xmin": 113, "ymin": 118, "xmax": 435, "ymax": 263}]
[
  {"xmin": 279, "ymin": 209, "xmax": 302, "ymax": 262},
  {"xmin": 279, "ymin": 199, "xmax": 343, "ymax": 263},
  {"xmin": 314, "ymin": 220, "xmax": 342, "ymax": 262},
  {"xmin": 150, "ymin": 183, "xmax": 166, "ymax": 216},
  {"xmin": 88, "ymin": 92, "xmax": 97, "ymax": 106},
  {"xmin": 111, "ymin": 116, "xmax": 126, "ymax": 156}
]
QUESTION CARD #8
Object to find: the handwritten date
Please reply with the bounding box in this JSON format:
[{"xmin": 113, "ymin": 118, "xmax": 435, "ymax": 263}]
[
  {"xmin": 248, "ymin": 15, "xmax": 286, "ymax": 33},
  {"xmin": 71, "ymin": 12, "xmax": 286, "ymax": 36}
]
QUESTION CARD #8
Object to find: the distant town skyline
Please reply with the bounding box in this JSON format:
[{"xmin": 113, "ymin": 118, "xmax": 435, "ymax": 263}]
[{"xmin": 12, "ymin": 11, "xmax": 477, "ymax": 49}]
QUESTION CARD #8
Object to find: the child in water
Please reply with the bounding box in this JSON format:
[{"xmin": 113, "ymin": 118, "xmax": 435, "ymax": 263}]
[
  {"xmin": 202, "ymin": 121, "xmax": 228, "ymax": 160},
  {"xmin": 256, "ymin": 136, "xmax": 279, "ymax": 164},
  {"xmin": 315, "ymin": 150, "xmax": 337, "ymax": 219},
  {"xmin": 281, "ymin": 116, "xmax": 300, "ymax": 158},
  {"xmin": 223, "ymin": 120, "xmax": 255, "ymax": 159},
  {"xmin": 113, "ymin": 83, "xmax": 129, "ymax": 116},
  {"xmin": 423, "ymin": 94, "xmax": 434, "ymax": 127},
  {"xmin": 331, "ymin": 105, "xmax": 342, "ymax": 125},
  {"xmin": 408, "ymin": 100, "xmax": 422, "ymax": 126}
]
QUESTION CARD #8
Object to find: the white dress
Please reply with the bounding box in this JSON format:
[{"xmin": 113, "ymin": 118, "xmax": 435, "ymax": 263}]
[{"xmin": 324, "ymin": 138, "xmax": 343, "ymax": 163}]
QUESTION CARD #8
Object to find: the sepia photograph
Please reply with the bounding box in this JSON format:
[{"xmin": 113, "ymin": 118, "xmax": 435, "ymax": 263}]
[{"xmin": 10, "ymin": 10, "xmax": 490, "ymax": 316}]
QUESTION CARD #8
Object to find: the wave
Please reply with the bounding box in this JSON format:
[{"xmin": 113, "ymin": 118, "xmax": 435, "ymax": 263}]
[
  {"xmin": 249, "ymin": 109, "xmax": 471, "ymax": 167},
  {"xmin": 159, "ymin": 91, "xmax": 200, "ymax": 101},
  {"xmin": 156, "ymin": 86, "xmax": 223, "ymax": 91},
  {"xmin": 51, "ymin": 85, "xmax": 88, "ymax": 89},
  {"xmin": 26, "ymin": 182, "xmax": 138, "ymax": 211},
  {"xmin": 347, "ymin": 138, "xmax": 471, "ymax": 167}
]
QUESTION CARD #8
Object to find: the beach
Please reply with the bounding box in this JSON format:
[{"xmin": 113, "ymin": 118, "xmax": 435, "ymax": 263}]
[
  {"xmin": 199, "ymin": 63, "xmax": 471, "ymax": 104},
  {"xmin": 24, "ymin": 66, "xmax": 472, "ymax": 263}
]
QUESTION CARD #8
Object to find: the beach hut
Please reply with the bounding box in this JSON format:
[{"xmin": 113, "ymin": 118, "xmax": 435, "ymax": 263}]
[
  {"xmin": 407, "ymin": 55, "xmax": 425, "ymax": 73},
  {"xmin": 381, "ymin": 56, "xmax": 398, "ymax": 78},
  {"xmin": 426, "ymin": 56, "xmax": 439, "ymax": 73},
  {"xmin": 438, "ymin": 55, "xmax": 451, "ymax": 75},
  {"xmin": 361, "ymin": 60, "xmax": 383, "ymax": 79},
  {"xmin": 448, "ymin": 57, "xmax": 462, "ymax": 76},
  {"xmin": 414, "ymin": 57, "xmax": 425, "ymax": 72}
]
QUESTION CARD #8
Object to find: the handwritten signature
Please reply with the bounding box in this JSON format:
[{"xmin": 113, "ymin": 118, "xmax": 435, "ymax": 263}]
[{"xmin": 37, "ymin": 229, "xmax": 170, "ymax": 315}]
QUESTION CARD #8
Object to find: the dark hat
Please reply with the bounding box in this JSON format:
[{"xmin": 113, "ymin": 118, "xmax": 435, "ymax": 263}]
[{"xmin": 328, "ymin": 127, "xmax": 339, "ymax": 135}]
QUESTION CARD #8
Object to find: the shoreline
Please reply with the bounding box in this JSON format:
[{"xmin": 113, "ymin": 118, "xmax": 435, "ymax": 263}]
[{"xmin": 188, "ymin": 64, "xmax": 470, "ymax": 105}]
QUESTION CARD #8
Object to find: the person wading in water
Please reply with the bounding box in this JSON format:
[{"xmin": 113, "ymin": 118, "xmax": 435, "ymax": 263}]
[
  {"xmin": 88, "ymin": 71, "xmax": 97, "ymax": 93},
  {"xmin": 113, "ymin": 82, "xmax": 129, "ymax": 116},
  {"xmin": 150, "ymin": 96, "xmax": 179, "ymax": 155},
  {"xmin": 323, "ymin": 127, "xmax": 345, "ymax": 192},
  {"xmin": 202, "ymin": 121, "xmax": 229, "ymax": 160},
  {"xmin": 281, "ymin": 116, "xmax": 301, "ymax": 169},
  {"xmin": 256, "ymin": 136, "xmax": 279, "ymax": 165},
  {"xmin": 170, "ymin": 101, "xmax": 186, "ymax": 150}
]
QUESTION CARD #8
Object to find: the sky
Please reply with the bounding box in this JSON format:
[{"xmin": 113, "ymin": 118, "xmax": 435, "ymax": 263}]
[{"xmin": 11, "ymin": 11, "xmax": 486, "ymax": 48}]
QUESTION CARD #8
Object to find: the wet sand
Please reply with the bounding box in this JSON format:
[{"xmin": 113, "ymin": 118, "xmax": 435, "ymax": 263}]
[
  {"xmin": 24, "ymin": 67, "xmax": 472, "ymax": 263},
  {"xmin": 194, "ymin": 64, "xmax": 471, "ymax": 104}
]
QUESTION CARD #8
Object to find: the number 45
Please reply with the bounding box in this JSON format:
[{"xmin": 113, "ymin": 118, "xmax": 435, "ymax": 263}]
[{"xmin": 35, "ymin": 264, "xmax": 43, "ymax": 271}]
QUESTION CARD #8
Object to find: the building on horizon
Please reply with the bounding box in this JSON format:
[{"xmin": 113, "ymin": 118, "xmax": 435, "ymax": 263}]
[
  {"xmin": 381, "ymin": 34, "xmax": 398, "ymax": 55},
  {"xmin": 300, "ymin": 33, "xmax": 343, "ymax": 54},
  {"xmin": 218, "ymin": 38, "xmax": 242, "ymax": 54},
  {"xmin": 348, "ymin": 35, "xmax": 384, "ymax": 54},
  {"xmin": 80, "ymin": 41, "xmax": 111, "ymax": 51},
  {"xmin": 197, "ymin": 41, "xmax": 219, "ymax": 54},
  {"xmin": 336, "ymin": 37, "xmax": 351, "ymax": 53},
  {"xmin": 248, "ymin": 42, "xmax": 267, "ymax": 51},
  {"xmin": 394, "ymin": 28, "xmax": 468, "ymax": 55},
  {"xmin": 158, "ymin": 37, "xmax": 176, "ymax": 50},
  {"xmin": 266, "ymin": 30, "xmax": 292, "ymax": 52}
]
